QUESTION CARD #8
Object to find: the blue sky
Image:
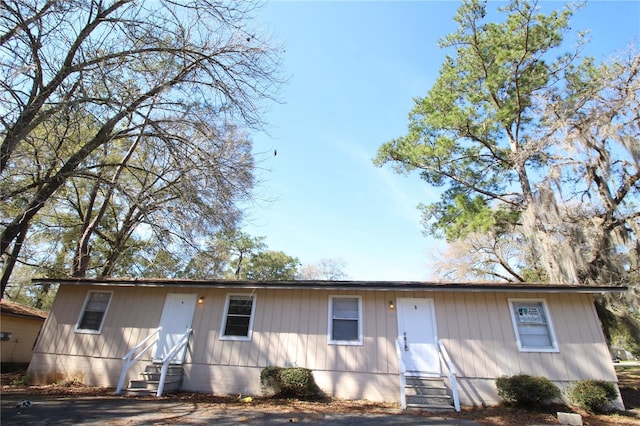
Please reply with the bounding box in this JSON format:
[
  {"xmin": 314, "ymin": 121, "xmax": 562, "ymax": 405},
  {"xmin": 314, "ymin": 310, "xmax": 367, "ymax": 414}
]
[{"xmin": 243, "ymin": 1, "xmax": 640, "ymax": 281}]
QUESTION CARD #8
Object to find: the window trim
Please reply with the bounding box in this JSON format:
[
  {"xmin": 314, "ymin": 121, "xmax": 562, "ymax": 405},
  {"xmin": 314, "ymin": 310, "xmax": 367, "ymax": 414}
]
[
  {"xmin": 328, "ymin": 295, "xmax": 363, "ymax": 346},
  {"xmin": 75, "ymin": 291, "xmax": 114, "ymax": 334},
  {"xmin": 508, "ymin": 298, "xmax": 559, "ymax": 353},
  {"xmin": 219, "ymin": 293, "xmax": 256, "ymax": 341}
]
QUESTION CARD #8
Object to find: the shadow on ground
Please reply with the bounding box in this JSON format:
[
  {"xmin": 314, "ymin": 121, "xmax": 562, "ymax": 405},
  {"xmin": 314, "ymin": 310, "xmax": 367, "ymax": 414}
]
[{"xmin": 2, "ymin": 394, "xmax": 480, "ymax": 425}]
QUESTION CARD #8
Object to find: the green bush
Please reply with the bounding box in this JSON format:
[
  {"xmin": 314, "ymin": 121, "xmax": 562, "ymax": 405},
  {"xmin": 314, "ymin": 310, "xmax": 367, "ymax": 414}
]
[
  {"xmin": 260, "ymin": 366, "xmax": 281, "ymax": 395},
  {"xmin": 260, "ymin": 366, "xmax": 323, "ymax": 400},
  {"xmin": 569, "ymin": 380, "xmax": 618, "ymax": 413},
  {"xmin": 496, "ymin": 374, "xmax": 561, "ymax": 407},
  {"xmin": 10, "ymin": 374, "xmax": 31, "ymax": 386}
]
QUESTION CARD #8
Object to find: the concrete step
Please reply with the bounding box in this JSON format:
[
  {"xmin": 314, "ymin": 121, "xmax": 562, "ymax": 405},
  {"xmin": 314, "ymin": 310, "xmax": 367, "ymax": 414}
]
[
  {"xmin": 406, "ymin": 403, "xmax": 455, "ymax": 411},
  {"xmin": 144, "ymin": 364, "xmax": 184, "ymax": 374},
  {"xmin": 127, "ymin": 379, "xmax": 181, "ymax": 392},
  {"xmin": 405, "ymin": 377, "xmax": 446, "ymax": 386},
  {"xmin": 406, "ymin": 394, "xmax": 453, "ymax": 406},
  {"xmin": 140, "ymin": 371, "xmax": 182, "ymax": 381},
  {"xmin": 404, "ymin": 376, "xmax": 454, "ymax": 411},
  {"xmin": 405, "ymin": 385, "xmax": 449, "ymax": 397},
  {"xmin": 125, "ymin": 363, "xmax": 184, "ymax": 395}
]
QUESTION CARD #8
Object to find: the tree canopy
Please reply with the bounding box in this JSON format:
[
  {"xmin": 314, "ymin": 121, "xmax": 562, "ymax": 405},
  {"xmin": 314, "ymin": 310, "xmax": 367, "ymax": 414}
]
[
  {"xmin": 0, "ymin": 0, "xmax": 282, "ymax": 297},
  {"xmin": 376, "ymin": 0, "xmax": 638, "ymax": 350}
]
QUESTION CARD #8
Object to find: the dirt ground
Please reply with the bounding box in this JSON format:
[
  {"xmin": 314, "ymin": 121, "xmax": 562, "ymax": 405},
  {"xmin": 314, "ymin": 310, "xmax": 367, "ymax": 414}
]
[{"xmin": 1, "ymin": 366, "xmax": 639, "ymax": 425}]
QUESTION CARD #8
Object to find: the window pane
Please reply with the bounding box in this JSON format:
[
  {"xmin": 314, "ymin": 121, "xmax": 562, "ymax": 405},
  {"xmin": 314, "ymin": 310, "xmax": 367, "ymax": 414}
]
[
  {"xmin": 332, "ymin": 319, "xmax": 358, "ymax": 341},
  {"xmin": 514, "ymin": 303, "xmax": 547, "ymax": 325},
  {"xmin": 332, "ymin": 298, "xmax": 358, "ymax": 319},
  {"xmin": 77, "ymin": 292, "xmax": 111, "ymax": 331},
  {"xmin": 224, "ymin": 315, "xmax": 250, "ymax": 336},
  {"xmin": 512, "ymin": 301, "xmax": 554, "ymax": 349},
  {"xmin": 85, "ymin": 292, "xmax": 110, "ymax": 312},
  {"xmin": 521, "ymin": 331, "xmax": 553, "ymax": 348},
  {"xmin": 222, "ymin": 296, "xmax": 254, "ymax": 338},
  {"xmin": 79, "ymin": 311, "xmax": 105, "ymax": 331},
  {"xmin": 228, "ymin": 297, "xmax": 253, "ymax": 315}
]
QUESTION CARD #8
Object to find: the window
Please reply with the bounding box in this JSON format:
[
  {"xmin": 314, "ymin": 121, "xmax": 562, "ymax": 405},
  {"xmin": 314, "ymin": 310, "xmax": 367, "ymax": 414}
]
[
  {"xmin": 328, "ymin": 296, "xmax": 363, "ymax": 345},
  {"xmin": 76, "ymin": 291, "xmax": 113, "ymax": 333},
  {"xmin": 220, "ymin": 294, "xmax": 256, "ymax": 341},
  {"xmin": 508, "ymin": 299, "xmax": 558, "ymax": 352}
]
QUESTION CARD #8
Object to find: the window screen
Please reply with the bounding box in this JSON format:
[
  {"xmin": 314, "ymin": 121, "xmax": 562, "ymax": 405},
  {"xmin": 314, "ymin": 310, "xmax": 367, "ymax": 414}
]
[
  {"xmin": 77, "ymin": 292, "xmax": 112, "ymax": 332},
  {"xmin": 510, "ymin": 300, "xmax": 558, "ymax": 351},
  {"xmin": 330, "ymin": 296, "xmax": 361, "ymax": 343},
  {"xmin": 222, "ymin": 295, "xmax": 255, "ymax": 339}
]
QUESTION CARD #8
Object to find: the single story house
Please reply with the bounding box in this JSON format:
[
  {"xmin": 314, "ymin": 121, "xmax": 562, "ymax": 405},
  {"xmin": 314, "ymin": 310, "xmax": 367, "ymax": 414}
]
[
  {"xmin": 27, "ymin": 278, "xmax": 625, "ymax": 409},
  {"xmin": 1, "ymin": 299, "xmax": 48, "ymax": 364}
]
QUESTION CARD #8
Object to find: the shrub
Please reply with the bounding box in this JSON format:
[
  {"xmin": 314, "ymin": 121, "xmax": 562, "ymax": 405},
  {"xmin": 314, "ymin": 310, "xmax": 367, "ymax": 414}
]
[
  {"xmin": 569, "ymin": 380, "xmax": 618, "ymax": 413},
  {"xmin": 10, "ymin": 374, "xmax": 31, "ymax": 386},
  {"xmin": 496, "ymin": 374, "xmax": 561, "ymax": 407},
  {"xmin": 260, "ymin": 366, "xmax": 281, "ymax": 395},
  {"xmin": 260, "ymin": 366, "xmax": 323, "ymax": 400}
]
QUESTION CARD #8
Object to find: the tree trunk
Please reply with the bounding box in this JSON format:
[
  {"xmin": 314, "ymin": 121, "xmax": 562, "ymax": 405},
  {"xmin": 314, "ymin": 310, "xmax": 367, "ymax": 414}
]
[
  {"xmin": 0, "ymin": 223, "xmax": 29, "ymax": 299},
  {"xmin": 72, "ymin": 180, "xmax": 101, "ymax": 277}
]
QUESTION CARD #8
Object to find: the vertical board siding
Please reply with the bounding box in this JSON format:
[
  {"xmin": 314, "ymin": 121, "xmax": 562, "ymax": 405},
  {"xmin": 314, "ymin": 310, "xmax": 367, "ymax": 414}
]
[
  {"xmin": 0, "ymin": 316, "xmax": 45, "ymax": 363},
  {"xmin": 295, "ymin": 289, "xmax": 311, "ymax": 368},
  {"xmin": 253, "ymin": 290, "xmax": 270, "ymax": 367},
  {"xmin": 441, "ymin": 292, "xmax": 466, "ymax": 375},
  {"xmin": 481, "ymin": 293, "xmax": 502, "ymax": 377},
  {"xmin": 435, "ymin": 291, "xmax": 616, "ymax": 382},
  {"xmin": 32, "ymin": 284, "xmax": 616, "ymax": 396}
]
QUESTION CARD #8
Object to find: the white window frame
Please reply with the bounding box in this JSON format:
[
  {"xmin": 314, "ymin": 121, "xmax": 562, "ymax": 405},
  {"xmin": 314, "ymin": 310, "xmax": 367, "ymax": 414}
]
[
  {"xmin": 508, "ymin": 298, "xmax": 559, "ymax": 353},
  {"xmin": 328, "ymin": 295, "xmax": 363, "ymax": 346},
  {"xmin": 75, "ymin": 291, "xmax": 113, "ymax": 334},
  {"xmin": 219, "ymin": 293, "xmax": 256, "ymax": 341}
]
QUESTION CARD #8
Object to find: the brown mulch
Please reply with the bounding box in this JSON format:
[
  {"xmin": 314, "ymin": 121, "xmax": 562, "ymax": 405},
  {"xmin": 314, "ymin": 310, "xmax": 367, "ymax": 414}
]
[{"xmin": 2, "ymin": 368, "xmax": 639, "ymax": 426}]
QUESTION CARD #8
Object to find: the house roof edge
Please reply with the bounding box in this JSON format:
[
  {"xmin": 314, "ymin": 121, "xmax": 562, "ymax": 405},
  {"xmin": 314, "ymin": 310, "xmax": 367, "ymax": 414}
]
[
  {"xmin": 30, "ymin": 278, "xmax": 628, "ymax": 293},
  {"xmin": 0, "ymin": 299, "xmax": 48, "ymax": 320}
]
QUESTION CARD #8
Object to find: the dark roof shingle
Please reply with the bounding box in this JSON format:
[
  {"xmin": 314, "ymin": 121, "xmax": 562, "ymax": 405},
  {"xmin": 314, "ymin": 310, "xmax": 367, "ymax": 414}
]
[{"xmin": 0, "ymin": 299, "xmax": 48, "ymax": 320}]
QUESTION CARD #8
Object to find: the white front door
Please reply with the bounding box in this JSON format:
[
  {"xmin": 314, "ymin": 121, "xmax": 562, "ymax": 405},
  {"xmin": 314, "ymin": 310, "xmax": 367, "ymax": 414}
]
[
  {"xmin": 154, "ymin": 293, "xmax": 197, "ymax": 363},
  {"xmin": 397, "ymin": 298, "xmax": 440, "ymax": 376}
]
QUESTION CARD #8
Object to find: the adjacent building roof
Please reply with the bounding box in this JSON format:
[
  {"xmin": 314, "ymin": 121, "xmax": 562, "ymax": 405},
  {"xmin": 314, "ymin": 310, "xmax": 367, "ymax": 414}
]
[
  {"xmin": 31, "ymin": 277, "xmax": 627, "ymax": 294},
  {"xmin": 0, "ymin": 299, "xmax": 48, "ymax": 320}
]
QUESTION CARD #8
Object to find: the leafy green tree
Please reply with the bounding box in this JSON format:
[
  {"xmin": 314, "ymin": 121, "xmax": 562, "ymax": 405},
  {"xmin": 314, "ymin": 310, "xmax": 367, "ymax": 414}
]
[
  {"xmin": 242, "ymin": 250, "xmax": 300, "ymax": 281},
  {"xmin": 376, "ymin": 0, "xmax": 638, "ymax": 350},
  {"xmin": 376, "ymin": 0, "xmax": 581, "ymax": 241},
  {"xmin": 179, "ymin": 231, "xmax": 267, "ymax": 279},
  {"xmin": 225, "ymin": 232, "xmax": 268, "ymax": 279},
  {"xmin": 181, "ymin": 239, "xmax": 233, "ymax": 280}
]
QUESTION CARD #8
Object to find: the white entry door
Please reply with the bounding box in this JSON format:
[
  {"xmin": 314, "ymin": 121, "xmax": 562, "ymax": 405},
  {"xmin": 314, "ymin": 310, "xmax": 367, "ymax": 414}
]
[
  {"xmin": 154, "ymin": 293, "xmax": 197, "ymax": 363},
  {"xmin": 397, "ymin": 298, "xmax": 440, "ymax": 376}
]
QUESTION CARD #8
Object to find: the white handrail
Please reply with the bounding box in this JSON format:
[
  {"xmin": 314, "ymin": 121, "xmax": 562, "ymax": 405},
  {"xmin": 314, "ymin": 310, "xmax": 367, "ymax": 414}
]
[
  {"xmin": 156, "ymin": 328, "xmax": 192, "ymax": 397},
  {"xmin": 116, "ymin": 327, "xmax": 161, "ymax": 394},
  {"xmin": 395, "ymin": 337, "xmax": 407, "ymax": 409},
  {"xmin": 438, "ymin": 340, "xmax": 460, "ymax": 412}
]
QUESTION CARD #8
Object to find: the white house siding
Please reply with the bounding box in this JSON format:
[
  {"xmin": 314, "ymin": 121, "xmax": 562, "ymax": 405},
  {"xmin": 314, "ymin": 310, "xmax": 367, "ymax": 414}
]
[{"xmin": 28, "ymin": 284, "xmax": 617, "ymax": 407}]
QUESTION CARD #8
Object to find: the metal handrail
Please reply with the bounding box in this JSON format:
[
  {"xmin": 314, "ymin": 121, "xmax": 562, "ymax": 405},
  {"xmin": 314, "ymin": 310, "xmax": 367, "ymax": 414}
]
[
  {"xmin": 156, "ymin": 328, "xmax": 192, "ymax": 396},
  {"xmin": 395, "ymin": 337, "xmax": 407, "ymax": 409},
  {"xmin": 116, "ymin": 327, "xmax": 161, "ymax": 394},
  {"xmin": 438, "ymin": 340, "xmax": 460, "ymax": 412}
]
